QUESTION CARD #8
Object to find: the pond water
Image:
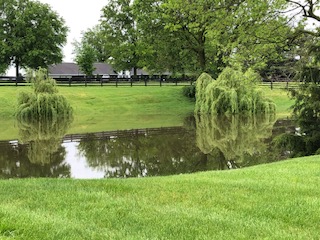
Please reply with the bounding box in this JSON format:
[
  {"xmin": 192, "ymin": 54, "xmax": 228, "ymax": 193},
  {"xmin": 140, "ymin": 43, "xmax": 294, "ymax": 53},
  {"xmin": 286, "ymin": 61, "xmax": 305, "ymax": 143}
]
[{"xmin": 0, "ymin": 114, "xmax": 295, "ymax": 179}]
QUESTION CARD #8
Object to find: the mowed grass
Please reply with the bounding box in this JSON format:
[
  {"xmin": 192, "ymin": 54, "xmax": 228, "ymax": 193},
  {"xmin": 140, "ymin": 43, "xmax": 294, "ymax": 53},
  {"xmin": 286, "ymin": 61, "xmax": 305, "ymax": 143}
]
[
  {"xmin": 58, "ymin": 86, "xmax": 195, "ymax": 133},
  {"xmin": 0, "ymin": 85, "xmax": 293, "ymax": 140},
  {"xmin": 259, "ymin": 85, "xmax": 294, "ymax": 118},
  {"xmin": 0, "ymin": 156, "xmax": 320, "ymax": 239}
]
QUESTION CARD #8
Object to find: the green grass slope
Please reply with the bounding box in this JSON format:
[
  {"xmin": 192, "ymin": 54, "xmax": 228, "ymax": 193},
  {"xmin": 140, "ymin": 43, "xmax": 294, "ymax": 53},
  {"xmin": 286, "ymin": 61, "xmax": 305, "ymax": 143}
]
[{"xmin": 0, "ymin": 156, "xmax": 319, "ymax": 239}]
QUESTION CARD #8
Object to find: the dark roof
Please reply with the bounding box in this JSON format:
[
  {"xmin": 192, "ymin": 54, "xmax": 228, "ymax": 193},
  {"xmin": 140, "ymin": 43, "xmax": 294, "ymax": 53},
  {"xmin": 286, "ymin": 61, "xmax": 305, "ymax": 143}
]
[
  {"xmin": 128, "ymin": 68, "xmax": 149, "ymax": 76},
  {"xmin": 92, "ymin": 63, "xmax": 117, "ymax": 75},
  {"xmin": 49, "ymin": 63, "xmax": 81, "ymax": 75},
  {"xmin": 48, "ymin": 62, "xmax": 117, "ymax": 76}
]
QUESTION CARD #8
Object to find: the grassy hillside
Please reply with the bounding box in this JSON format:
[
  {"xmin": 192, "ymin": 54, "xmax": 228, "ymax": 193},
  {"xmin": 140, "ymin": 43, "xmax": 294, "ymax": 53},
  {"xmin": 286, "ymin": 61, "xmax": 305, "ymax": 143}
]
[{"xmin": 0, "ymin": 156, "xmax": 319, "ymax": 239}]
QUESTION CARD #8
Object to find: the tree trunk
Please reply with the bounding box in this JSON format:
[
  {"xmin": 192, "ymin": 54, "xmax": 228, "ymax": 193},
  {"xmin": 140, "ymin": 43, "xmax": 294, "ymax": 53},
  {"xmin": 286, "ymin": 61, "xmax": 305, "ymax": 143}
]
[
  {"xmin": 15, "ymin": 59, "xmax": 20, "ymax": 86},
  {"xmin": 133, "ymin": 67, "xmax": 137, "ymax": 77},
  {"xmin": 199, "ymin": 48, "xmax": 206, "ymax": 72},
  {"xmin": 15, "ymin": 59, "xmax": 19, "ymax": 78}
]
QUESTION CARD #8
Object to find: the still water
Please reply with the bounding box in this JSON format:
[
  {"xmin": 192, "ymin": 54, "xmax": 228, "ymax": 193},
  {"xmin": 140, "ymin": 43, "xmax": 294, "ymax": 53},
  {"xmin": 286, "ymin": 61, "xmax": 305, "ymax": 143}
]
[{"xmin": 0, "ymin": 114, "xmax": 294, "ymax": 179}]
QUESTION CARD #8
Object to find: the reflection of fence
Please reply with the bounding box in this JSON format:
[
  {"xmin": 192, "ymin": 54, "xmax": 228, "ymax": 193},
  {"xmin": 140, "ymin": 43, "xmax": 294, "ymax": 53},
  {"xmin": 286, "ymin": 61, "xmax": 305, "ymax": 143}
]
[
  {"xmin": 0, "ymin": 126, "xmax": 190, "ymax": 146},
  {"xmin": 63, "ymin": 126, "xmax": 190, "ymax": 143}
]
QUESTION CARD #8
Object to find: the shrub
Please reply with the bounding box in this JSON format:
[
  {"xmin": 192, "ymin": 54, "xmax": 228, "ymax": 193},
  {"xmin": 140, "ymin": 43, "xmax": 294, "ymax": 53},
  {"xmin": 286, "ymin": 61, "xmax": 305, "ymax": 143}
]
[{"xmin": 182, "ymin": 85, "xmax": 196, "ymax": 99}]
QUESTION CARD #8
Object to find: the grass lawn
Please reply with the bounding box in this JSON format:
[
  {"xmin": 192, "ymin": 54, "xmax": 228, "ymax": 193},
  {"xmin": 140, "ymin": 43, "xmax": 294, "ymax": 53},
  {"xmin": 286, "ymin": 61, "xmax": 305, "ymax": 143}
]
[{"xmin": 0, "ymin": 156, "xmax": 319, "ymax": 239}]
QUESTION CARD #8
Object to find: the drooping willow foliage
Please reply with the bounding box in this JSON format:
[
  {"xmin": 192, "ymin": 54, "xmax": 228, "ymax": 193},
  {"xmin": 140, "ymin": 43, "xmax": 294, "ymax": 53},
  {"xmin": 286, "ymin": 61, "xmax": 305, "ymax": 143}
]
[
  {"xmin": 195, "ymin": 68, "xmax": 276, "ymax": 115},
  {"xmin": 195, "ymin": 114, "xmax": 276, "ymax": 163},
  {"xmin": 16, "ymin": 68, "xmax": 73, "ymax": 122},
  {"xmin": 16, "ymin": 68, "xmax": 73, "ymax": 165}
]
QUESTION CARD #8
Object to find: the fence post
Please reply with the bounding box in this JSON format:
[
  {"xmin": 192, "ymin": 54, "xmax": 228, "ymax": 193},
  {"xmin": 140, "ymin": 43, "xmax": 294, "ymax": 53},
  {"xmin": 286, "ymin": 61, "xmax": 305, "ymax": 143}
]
[
  {"xmin": 160, "ymin": 79, "xmax": 162, "ymax": 87},
  {"xmin": 270, "ymin": 80, "xmax": 273, "ymax": 90},
  {"xmin": 130, "ymin": 77, "xmax": 133, "ymax": 87},
  {"xmin": 116, "ymin": 77, "xmax": 118, "ymax": 87},
  {"xmin": 144, "ymin": 78, "xmax": 147, "ymax": 86}
]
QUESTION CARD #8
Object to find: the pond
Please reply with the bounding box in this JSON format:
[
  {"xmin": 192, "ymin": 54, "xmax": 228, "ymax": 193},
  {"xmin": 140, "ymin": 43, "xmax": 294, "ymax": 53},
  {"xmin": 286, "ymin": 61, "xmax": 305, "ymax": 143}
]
[{"xmin": 0, "ymin": 114, "xmax": 295, "ymax": 179}]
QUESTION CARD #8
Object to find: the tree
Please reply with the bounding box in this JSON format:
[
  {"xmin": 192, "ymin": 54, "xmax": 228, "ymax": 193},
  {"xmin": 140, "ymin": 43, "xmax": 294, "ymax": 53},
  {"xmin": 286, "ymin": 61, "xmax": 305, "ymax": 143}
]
[
  {"xmin": 79, "ymin": 0, "xmax": 293, "ymax": 76},
  {"xmin": 99, "ymin": 0, "xmax": 142, "ymax": 76},
  {"xmin": 286, "ymin": 0, "xmax": 320, "ymax": 33},
  {"xmin": 80, "ymin": 26, "xmax": 110, "ymax": 63},
  {"xmin": 16, "ymin": 68, "xmax": 73, "ymax": 122},
  {"xmin": 73, "ymin": 41, "xmax": 96, "ymax": 78},
  {"xmin": 135, "ymin": 0, "xmax": 291, "ymax": 76},
  {"xmin": 194, "ymin": 68, "xmax": 276, "ymax": 115},
  {"xmin": 0, "ymin": 0, "xmax": 67, "ymax": 77}
]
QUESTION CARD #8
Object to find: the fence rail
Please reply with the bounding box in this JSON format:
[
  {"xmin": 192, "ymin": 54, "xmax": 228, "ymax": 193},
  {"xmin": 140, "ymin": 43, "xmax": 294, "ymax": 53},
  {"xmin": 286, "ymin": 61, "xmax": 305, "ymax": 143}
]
[
  {"xmin": 0, "ymin": 76, "xmax": 195, "ymax": 87},
  {"xmin": 0, "ymin": 75, "xmax": 304, "ymax": 89}
]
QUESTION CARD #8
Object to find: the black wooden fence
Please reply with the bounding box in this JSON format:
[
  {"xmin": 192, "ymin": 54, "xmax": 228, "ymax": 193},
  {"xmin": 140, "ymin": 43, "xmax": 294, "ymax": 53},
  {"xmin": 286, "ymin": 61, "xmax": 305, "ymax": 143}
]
[
  {"xmin": 0, "ymin": 75, "xmax": 301, "ymax": 90},
  {"xmin": 0, "ymin": 75, "xmax": 195, "ymax": 87}
]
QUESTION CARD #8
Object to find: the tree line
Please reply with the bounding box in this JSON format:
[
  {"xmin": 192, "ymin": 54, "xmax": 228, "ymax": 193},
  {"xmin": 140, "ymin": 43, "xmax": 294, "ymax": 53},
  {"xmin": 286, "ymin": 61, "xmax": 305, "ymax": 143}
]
[
  {"xmin": 1, "ymin": 0, "xmax": 320, "ymax": 81},
  {"xmin": 74, "ymin": 0, "xmax": 320, "ymax": 81}
]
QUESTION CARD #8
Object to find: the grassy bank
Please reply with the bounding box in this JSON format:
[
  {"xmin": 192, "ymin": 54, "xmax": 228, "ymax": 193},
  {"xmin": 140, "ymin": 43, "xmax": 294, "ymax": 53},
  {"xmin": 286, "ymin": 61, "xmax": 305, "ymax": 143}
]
[
  {"xmin": 0, "ymin": 85, "xmax": 293, "ymax": 140},
  {"xmin": 0, "ymin": 156, "xmax": 319, "ymax": 239},
  {"xmin": 0, "ymin": 86, "xmax": 194, "ymax": 140}
]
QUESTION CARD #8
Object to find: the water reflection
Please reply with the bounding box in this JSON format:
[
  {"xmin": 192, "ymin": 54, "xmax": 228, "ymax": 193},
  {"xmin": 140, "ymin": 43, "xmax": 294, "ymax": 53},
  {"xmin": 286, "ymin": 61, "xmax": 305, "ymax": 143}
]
[
  {"xmin": 0, "ymin": 116, "xmax": 73, "ymax": 178},
  {"xmin": 195, "ymin": 114, "xmax": 276, "ymax": 169},
  {"xmin": 0, "ymin": 114, "xmax": 296, "ymax": 179},
  {"xmin": 18, "ymin": 116, "xmax": 72, "ymax": 165},
  {"xmin": 77, "ymin": 127, "xmax": 205, "ymax": 178}
]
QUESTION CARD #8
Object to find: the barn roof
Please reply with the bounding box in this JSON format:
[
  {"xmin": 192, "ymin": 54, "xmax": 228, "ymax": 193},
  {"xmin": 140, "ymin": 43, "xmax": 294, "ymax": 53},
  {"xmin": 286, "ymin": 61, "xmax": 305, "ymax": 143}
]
[{"xmin": 48, "ymin": 62, "xmax": 117, "ymax": 76}]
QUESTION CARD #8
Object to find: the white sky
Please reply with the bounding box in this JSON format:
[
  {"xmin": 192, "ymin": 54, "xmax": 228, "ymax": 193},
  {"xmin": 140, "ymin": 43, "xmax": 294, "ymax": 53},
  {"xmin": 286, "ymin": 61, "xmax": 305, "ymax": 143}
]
[{"xmin": 6, "ymin": 0, "xmax": 107, "ymax": 75}]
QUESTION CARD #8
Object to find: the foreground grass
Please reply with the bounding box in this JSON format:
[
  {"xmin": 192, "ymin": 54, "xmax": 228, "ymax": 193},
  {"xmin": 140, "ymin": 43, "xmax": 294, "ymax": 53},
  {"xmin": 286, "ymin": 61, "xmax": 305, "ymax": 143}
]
[
  {"xmin": 0, "ymin": 85, "xmax": 293, "ymax": 140},
  {"xmin": 0, "ymin": 156, "xmax": 319, "ymax": 239}
]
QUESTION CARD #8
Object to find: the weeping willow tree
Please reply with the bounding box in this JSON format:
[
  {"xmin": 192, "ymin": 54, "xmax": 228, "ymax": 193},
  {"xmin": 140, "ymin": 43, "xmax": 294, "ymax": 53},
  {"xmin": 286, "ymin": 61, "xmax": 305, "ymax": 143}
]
[
  {"xmin": 195, "ymin": 68, "xmax": 276, "ymax": 114},
  {"xmin": 16, "ymin": 68, "xmax": 73, "ymax": 165},
  {"xmin": 16, "ymin": 68, "xmax": 73, "ymax": 121},
  {"xmin": 195, "ymin": 114, "xmax": 276, "ymax": 167}
]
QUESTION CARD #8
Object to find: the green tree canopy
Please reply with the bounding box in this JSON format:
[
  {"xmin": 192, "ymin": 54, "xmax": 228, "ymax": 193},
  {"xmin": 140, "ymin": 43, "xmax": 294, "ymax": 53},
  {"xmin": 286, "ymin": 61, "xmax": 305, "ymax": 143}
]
[
  {"xmin": 135, "ymin": 0, "xmax": 291, "ymax": 76},
  {"xmin": 0, "ymin": 0, "xmax": 67, "ymax": 76},
  {"xmin": 76, "ymin": 0, "xmax": 293, "ymax": 77},
  {"xmin": 73, "ymin": 41, "xmax": 96, "ymax": 77},
  {"xmin": 99, "ymin": 0, "xmax": 142, "ymax": 75}
]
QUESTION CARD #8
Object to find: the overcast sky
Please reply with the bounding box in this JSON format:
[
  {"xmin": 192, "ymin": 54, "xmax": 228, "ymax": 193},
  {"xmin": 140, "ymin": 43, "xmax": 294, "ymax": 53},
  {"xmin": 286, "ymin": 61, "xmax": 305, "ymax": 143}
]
[{"xmin": 6, "ymin": 0, "xmax": 106, "ymax": 75}]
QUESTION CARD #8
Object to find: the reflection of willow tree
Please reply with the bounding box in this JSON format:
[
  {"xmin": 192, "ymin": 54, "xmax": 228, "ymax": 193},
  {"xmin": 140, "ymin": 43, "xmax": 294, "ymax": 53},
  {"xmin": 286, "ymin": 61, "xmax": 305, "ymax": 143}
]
[
  {"xmin": 195, "ymin": 114, "xmax": 276, "ymax": 168},
  {"xmin": 0, "ymin": 141, "xmax": 71, "ymax": 178},
  {"xmin": 78, "ymin": 128, "xmax": 224, "ymax": 178},
  {"xmin": 17, "ymin": 117, "xmax": 72, "ymax": 165}
]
